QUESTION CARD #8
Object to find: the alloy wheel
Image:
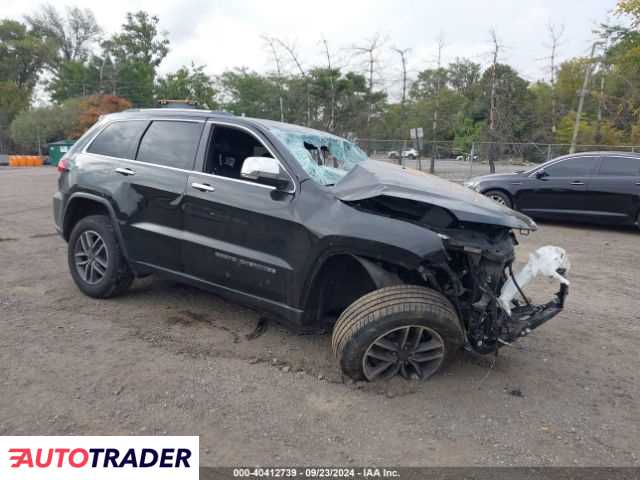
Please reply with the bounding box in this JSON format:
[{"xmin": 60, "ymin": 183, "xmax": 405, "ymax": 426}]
[
  {"xmin": 362, "ymin": 325, "xmax": 445, "ymax": 381},
  {"xmin": 74, "ymin": 230, "xmax": 109, "ymax": 285},
  {"xmin": 489, "ymin": 194, "xmax": 507, "ymax": 205}
]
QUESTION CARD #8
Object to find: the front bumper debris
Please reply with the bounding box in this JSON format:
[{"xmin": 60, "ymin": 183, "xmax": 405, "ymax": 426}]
[
  {"xmin": 501, "ymin": 278, "xmax": 568, "ymax": 343},
  {"xmin": 497, "ymin": 246, "xmax": 570, "ymax": 344}
]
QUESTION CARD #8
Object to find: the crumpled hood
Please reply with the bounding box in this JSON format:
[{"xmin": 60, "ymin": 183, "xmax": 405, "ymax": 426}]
[{"xmin": 333, "ymin": 160, "xmax": 537, "ymax": 230}]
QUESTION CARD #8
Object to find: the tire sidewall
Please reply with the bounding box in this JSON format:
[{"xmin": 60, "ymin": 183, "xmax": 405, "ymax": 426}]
[
  {"xmin": 485, "ymin": 190, "xmax": 512, "ymax": 209},
  {"xmin": 67, "ymin": 215, "xmax": 121, "ymax": 298},
  {"xmin": 339, "ymin": 307, "xmax": 463, "ymax": 381}
]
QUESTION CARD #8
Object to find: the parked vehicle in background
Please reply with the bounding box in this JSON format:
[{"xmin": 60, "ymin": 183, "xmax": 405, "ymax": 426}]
[
  {"xmin": 464, "ymin": 151, "xmax": 640, "ymax": 228},
  {"xmin": 53, "ymin": 108, "xmax": 569, "ymax": 382},
  {"xmin": 388, "ymin": 150, "xmax": 400, "ymax": 159},
  {"xmin": 402, "ymin": 148, "xmax": 418, "ymax": 159}
]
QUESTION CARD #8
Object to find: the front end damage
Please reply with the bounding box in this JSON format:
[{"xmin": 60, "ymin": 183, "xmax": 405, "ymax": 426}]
[
  {"xmin": 334, "ymin": 160, "xmax": 570, "ymax": 354},
  {"xmin": 418, "ymin": 226, "xmax": 570, "ymax": 354}
]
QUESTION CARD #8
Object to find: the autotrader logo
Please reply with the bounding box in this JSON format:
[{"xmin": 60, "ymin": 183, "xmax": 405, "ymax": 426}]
[{"xmin": 1, "ymin": 436, "xmax": 199, "ymax": 480}]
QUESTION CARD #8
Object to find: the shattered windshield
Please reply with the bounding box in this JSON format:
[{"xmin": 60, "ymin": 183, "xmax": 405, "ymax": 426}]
[{"xmin": 270, "ymin": 127, "xmax": 368, "ymax": 186}]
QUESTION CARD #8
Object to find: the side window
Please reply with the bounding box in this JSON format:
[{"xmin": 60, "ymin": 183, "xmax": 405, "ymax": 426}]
[
  {"xmin": 87, "ymin": 120, "xmax": 148, "ymax": 159},
  {"xmin": 205, "ymin": 126, "xmax": 272, "ymax": 180},
  {"xmin": 544, "ymin": 156, "xmax": 599, "ymax": 177},
  {"xmin": 597, "ymin": 156, "xmax": 640, "ymax": 177},
  {"xmin": 136, "ymin": 121, "xmax": 203, "ymax": 170}
]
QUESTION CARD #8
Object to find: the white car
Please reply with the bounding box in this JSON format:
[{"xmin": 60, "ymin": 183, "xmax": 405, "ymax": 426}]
[{"xmin": 401, "ymin": 148, "xmax": 418, "ymax": 159}]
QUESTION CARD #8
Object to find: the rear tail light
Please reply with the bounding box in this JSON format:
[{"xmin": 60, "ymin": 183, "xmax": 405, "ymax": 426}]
[{"xmin": 57, "ymin": 156, "xmax": 70, "ymax": 173}]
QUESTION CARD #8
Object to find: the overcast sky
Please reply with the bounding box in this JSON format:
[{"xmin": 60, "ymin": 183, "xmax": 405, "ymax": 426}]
[{"xmin": 2, "ymin": 0, "xmax": 619, "ymax": 89}]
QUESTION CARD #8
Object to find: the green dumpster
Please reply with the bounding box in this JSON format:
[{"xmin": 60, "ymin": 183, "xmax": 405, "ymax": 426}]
[{"xmin": 48, "ymin": 140, "xmax": 76, "ymax": 167}]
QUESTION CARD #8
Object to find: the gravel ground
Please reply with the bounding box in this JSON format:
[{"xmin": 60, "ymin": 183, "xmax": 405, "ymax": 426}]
[{"xmin": 1, "ymin": 166, "xmax": 639, "ymax": 466}]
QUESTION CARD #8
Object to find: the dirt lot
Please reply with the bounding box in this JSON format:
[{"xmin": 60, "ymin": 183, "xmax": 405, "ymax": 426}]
[{"xmin": 1, "ymin": 166, "xmax": 639, "ymax": 466}]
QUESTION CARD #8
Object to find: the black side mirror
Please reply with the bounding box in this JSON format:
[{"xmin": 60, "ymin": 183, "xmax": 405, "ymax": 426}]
[{"xmin": 535, "ymin": 169, "xmax": 547, "ymax": 179}]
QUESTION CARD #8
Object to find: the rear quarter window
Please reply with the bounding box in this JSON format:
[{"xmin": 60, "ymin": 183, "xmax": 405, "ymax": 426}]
[
  {"xmin": 87, "ymin": 120, "xmax": 149, "ymax": 159},
  {"xmin": 136, "ymin": 120, "xmax": 203, "ymax": 170}
]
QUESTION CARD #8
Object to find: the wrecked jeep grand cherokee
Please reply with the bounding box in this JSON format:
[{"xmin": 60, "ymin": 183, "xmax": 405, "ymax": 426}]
[{"xmin": 53, "ymin": 109, "xmax": 570, "ymax": 381}]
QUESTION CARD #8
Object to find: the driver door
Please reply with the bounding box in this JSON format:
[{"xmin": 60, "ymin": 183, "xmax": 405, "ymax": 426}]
[
  {"xmin": 181, "ymin": 122, "xmax": 309, "ymax": 305},
  {"xmin": 516, "ymin": 155, "xmax": 600, "ymax": 220}
]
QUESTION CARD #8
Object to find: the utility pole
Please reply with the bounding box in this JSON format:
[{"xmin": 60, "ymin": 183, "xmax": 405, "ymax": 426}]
[
  {"xmin": 431, "ymin": 34, "xmax": 445, "ymax": 174},
  {"xmin": 262, "ymin": 36, "xmax": 286, "ymax": 122},
  {"xmin": 322, "ymin": 37, "xmax": 337, "ymax": 131},
  {"xmin": 547, "ymin": 24, "xmax": 565, "ymax": 139},
  {"xmin": 570, "ymin": 42, "xmax": 600, "ymax": 154},
  {"xmin": 488, "ymin": 29, "xmax": 500, "ymax": 173},
  {"xmin": 391, "ymin": 46, "xmax": 410, "ymax": 147}
]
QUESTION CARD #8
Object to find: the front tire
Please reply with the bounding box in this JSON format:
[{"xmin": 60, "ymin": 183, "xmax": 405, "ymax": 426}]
[
  {"xmin": 68, "ymin": 214, "xmax": 133, "ymax": 298},
  {"xmin": 484, "ymin": 189, "xmax": 512, "ymax": 208},
  {"xmin": 332, "ymin": 285, "xmax": 464, "ymax": 381}
]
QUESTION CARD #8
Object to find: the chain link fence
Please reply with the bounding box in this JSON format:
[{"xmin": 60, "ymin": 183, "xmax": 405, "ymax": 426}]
[{"xmin": 357, "ymin": 139, "xmax": 640, "ymax": 181}]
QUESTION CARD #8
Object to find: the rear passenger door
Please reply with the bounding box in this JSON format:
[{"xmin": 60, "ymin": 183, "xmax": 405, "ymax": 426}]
[
  {"xmin": 125, "ymin": 119, "xmax": 205, "ymax": 272},
  {"xmin": 588, "ymin": 155, "xmax": 640, "ymax": 224},
  {"xmin": 86, "ymin": 118, "xmax": 204, "ymax": 273}
]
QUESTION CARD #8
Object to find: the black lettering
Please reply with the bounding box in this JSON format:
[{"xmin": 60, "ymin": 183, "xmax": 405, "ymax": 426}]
[
  {"xmin": 89, "ymin": 448, "xmax": 103, "ymax": 468},
  {"xmin": 118, "ymin": 449, "xmax": 138, "ymax": 468},
  {"xmin": 103, "ymin": 449, "xmax": 120, "ymax": 468},
  {"xmin": 139, "ymin": 449, "xmax": 158, "ymax": 468},
  {"xmin": 159, "ymin": 449, "xmax": 174, "ymax": 468},
  {"xmin": 175, "ymin": 449, "xmax": 191, "ymax": 468}
]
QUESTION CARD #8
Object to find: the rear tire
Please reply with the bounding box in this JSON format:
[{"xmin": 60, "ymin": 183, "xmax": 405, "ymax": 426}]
[
  {"xmin": 332, "ymin": 285, "xmax": 464, "ymax": 382},
  {"xmin": 68, "ymin": 214, "xmax": 133, "ymax": 298},
  {"xmin": 484, "ymin": 189, "xmax": 512, "ymax": 208}
]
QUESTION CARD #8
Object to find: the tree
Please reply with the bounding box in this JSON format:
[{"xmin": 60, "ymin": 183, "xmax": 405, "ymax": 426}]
[
  {"xmin": 73, "ymin": 95, "xmax": 132, "ymax": 137},
  {"xmin": 107, "ymin": 11, "xmax": 169, "ymax": 106},
  {"xmin": 218, "ymin": 68, "xmax": 282, "ymax": 119},
  {"xmin": 447, "ymin": 58, "xmax": 481, "ymax": 97},
  {"xmin": 155, "ymin": 64, "xmax": 217, "ymax": 108},
  {"xmin": 352, "ymin": 33, "xmax": 386, "ymax": 141},
  {"xmin": 26, "ymin": 5, "xmax": 101, "ymax": 65},
  {"xmin": 0, "ymin": 19, "xmax": 54, "ymax": 149}
]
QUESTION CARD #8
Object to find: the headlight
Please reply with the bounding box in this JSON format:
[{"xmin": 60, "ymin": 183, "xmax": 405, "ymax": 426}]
[{"xmin": 464, "ymin": 180, "xmax": 480, "ymax": 191}]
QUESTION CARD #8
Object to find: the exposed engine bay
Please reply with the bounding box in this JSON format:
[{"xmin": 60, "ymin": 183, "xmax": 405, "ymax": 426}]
[
  {"xmin": 420, "ymin": 224, "xmax": 569, "ymax": 354},
  {"xmin": 346, "ymin": 193, "xmax": 570, "ymax": 355}
]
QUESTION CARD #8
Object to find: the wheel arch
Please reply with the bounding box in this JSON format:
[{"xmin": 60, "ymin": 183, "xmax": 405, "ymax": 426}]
[
  {"xmin": 62, "ymin": 193, "xmax": 131, "ymax": 262},
  {"xmin": 301, "ymin": 253, "xmax": 419, "ymax": 331}
]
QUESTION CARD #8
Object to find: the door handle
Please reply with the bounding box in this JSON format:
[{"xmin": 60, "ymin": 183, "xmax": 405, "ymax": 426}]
[
  {"xmin": 191, "ymin": 182, "xmax": 215, "ymax": 192},
  {"xmin": 636, "ymin": 182, "xmax": 640, "ymax": 186},
  {"xmin": 570, "ymin": 181, "xmax": 584, "ymax": 186},
  {"xmin": 114, "ymin": 167, "xmax": 136, "ymax": 176}
]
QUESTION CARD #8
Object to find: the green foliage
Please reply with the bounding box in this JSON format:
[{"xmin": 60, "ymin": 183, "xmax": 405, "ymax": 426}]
[
  {"xmin": 26, "ymin": 5, "xmax": 101, "ymax": 64},
  {"xmin": 556, "ymin": 112, "xmax": 594, "ymax": 144},
  {"xmin": 10, "ymin": 102, "xmax": 78, "ymax": 151},
  {"xmin": 4, "ymin": 3, "xmax": 640, "ymax": 154},
  {"xmin": 156, "ymin": 64, "xmax": 217, "ymax": 109}
]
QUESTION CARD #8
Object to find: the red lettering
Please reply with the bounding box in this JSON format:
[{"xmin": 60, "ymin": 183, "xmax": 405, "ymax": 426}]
[
  {"xmin": 9, "ymin": 449, "xmax": 33, "ymax": 468},
  {"xmin": 35, "ymin": 448, "xmax": 53, "ymax": 467},
  {"xmin": 54, "ymin": 448, "xmax": 70, "ymax": 467},
  {"xmin": 68, "ymin": 448, "xmax": 89, "ymax": 468}
]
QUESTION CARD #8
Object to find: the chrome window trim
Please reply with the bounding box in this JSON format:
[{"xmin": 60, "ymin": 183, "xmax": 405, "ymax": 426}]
[
  {"xmin": 205, "ymin": 119, "xmax": 297, "ymax": 194},
  {"xmin": 82, "ymin": 153, "xmax": 276, "ymax": 191},
  {"xmin": 81, "ymin": 117, "xmax": 296, "ymax": 193},
  {"xmin": 83, "ymin": 117, "xmax": 205, "ymax": 159},
  {"xmin": 528, "ymin": 154, "xmax": 600, "ymax": 178}
]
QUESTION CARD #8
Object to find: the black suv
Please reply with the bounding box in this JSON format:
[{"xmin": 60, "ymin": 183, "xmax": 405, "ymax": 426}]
[{"xmin": 53, "ymin": 109, "xmax": 569, "ymax": 381}]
